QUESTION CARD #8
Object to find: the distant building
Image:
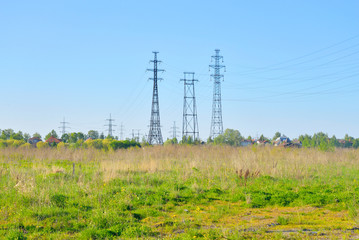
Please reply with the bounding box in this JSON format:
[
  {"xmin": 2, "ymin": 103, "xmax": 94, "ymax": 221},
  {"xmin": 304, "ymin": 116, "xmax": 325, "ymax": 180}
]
[
  {"xmin": 46, "ymin": 136, "xmax": 62, "ymax": 144},
  {"xmin": 274, "ymin": 135, "xmax": 291, "ymax": 146},
  {"xmin": 28, "ymin": 137, "xmax": 42, "ymax": 146},
  {"xmin": 240, "ymin": 140, "xmax": 252, "ymax": 147}
]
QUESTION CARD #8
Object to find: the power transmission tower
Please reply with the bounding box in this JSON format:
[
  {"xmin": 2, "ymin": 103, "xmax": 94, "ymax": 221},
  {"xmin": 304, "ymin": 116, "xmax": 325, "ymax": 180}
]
[
  {"xmin": 209, "ymin": 49, "xmax": 226, "ymax": 139},
  {"xmin": 169, "ymin": 121, "xmax": 179, "ymax": 139},
  {"xmin": 147, "ymin": 51, "xmax": 164, "ymax": 145},
  {"xmin": 119, "ymin": 122, "xmax": 124, "ymax": 140},
  {"xmin": 58, "ymin": 117, "xmax": 70, "ymax": 136},
  {"xmin": 181, "ymin": 72, "xmax": 199, "ymax": 141},
  {"xmin": 104, "ymin": 114, "xmax": 116, "ymax": 137},
  {"xmin": 131, "ymin": 129, "xmax": 140, "ymax": 142}
]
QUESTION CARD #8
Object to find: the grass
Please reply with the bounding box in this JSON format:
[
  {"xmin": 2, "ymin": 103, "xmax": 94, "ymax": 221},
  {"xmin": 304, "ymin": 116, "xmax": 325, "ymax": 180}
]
[{"xmin": 0, "ymin": 145, "xmax": 359, "ymax": 239}]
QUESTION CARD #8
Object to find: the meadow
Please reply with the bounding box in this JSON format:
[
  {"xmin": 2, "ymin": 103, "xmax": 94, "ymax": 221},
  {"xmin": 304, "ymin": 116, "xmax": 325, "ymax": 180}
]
[{"xmin": 1, "ymin": 145, "xmax": 359, "ymax": 239}]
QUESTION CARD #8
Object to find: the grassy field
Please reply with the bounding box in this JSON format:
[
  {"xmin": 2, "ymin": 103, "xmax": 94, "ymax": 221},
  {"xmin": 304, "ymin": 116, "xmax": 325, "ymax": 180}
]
[{"xmin": 1, "ymin": 146, "xmax": 359, "ymax": 239}]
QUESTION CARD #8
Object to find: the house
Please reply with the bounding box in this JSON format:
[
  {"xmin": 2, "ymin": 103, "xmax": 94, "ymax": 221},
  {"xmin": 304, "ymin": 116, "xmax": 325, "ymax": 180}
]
[
  {"xmin": 240, "ymin": 140, "xmax": 252, "ymax": 147},
  {"xmin": 274, "ymin": 135, "xmax": 291, "ymax": 146},
  {"xmin": 28, "ymin": 137, "xmax": 42, "ymax": 146},
  {"xmin": 46, "ymin": 136, "xmax": 62, "ymax": 144}
]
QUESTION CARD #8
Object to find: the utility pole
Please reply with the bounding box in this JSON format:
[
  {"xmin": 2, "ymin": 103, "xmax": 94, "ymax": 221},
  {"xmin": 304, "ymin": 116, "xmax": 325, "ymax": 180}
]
[
  {"xmin": 58, "ymin": 117, "xmax": 70, "ymax": 136},
  {"xmin": 104, "ymin": 114, "xmax": 116, "ymax": 137},
  {"xmin": 181, "ymin": 72, "xmax": 199, "ymax": 141},
  {"xmin": 147, "ymin": 51, "xmax": 164, "ymax": 145},
  {"xmin": 170, "ymin": 121, "xmax": 179, "ymax": 139},
  {"xmin": 209, "ymin": 49, "xmax": 226, "ymax": 139}
]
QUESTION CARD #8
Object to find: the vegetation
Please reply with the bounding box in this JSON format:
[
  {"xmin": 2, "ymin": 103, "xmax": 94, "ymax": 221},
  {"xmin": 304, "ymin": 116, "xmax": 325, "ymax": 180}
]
[{"xmin": 1, "ymin": 146, "xmax": 359, "ymax": 239}]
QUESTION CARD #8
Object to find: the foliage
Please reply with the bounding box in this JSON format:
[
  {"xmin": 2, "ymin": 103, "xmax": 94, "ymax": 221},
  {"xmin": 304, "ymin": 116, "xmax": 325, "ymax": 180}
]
[
  {"xmin": 45, "ymin": 130, "xmax": 58, "ymax": 140},
  {"xmin": 272, "ymin": 131, "xmax": 281, "ymax": 140},
  {"xmin": 213, "ymin": 129, "xmax": 243, "ymax": 146},
  {"xmin": 32, "ymin": 132, "xmax": 42, "ymax": 139},
  {"xmin": 88, "ymin": 130, "xmax": 99, "ymax": 139},
  {"xmin": 164, "ymin": 138, "xmax": 178, "ymax": 145},
  {"xmin": 36, "ymin": 141, "xmax": 49, "ymax": 149}
]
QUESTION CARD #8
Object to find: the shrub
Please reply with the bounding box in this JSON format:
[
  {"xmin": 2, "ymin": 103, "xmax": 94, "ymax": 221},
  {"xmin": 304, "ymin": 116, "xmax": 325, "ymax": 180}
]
[{"xmin": 36, "ymin": 141, "xmax": 48, "ymax": 149}]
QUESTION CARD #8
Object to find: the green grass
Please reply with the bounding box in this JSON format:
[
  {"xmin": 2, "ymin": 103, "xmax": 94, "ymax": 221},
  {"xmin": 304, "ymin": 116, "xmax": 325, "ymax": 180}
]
[{"xmin": 0, "ymin": 146, "xmax": 359, "ymax": 239}]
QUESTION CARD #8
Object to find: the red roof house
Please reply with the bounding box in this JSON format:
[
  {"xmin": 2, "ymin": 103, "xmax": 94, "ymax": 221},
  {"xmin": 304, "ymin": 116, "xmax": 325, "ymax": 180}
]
[{"xmin": 46, "ymin": 136, "xmax": 62, "ymax": 144}]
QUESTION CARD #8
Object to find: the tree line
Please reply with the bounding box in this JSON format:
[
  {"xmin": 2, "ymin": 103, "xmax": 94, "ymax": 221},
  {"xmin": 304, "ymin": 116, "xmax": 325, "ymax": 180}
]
[{"xmin": 0, "ymin": 128, "xmax": 358, "ymax": 150}]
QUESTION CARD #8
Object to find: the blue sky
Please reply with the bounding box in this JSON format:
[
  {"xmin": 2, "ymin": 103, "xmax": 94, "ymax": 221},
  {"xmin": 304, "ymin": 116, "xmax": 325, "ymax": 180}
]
[{"xmin": 1, "ymin": 1, "xmax": 358, "ymax": 140}]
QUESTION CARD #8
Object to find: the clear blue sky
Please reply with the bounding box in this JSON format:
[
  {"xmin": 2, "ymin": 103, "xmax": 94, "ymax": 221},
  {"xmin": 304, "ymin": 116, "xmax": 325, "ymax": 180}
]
[{"xmin": 1, "ymin": 1, "xmax": 358, "ymax": 140}]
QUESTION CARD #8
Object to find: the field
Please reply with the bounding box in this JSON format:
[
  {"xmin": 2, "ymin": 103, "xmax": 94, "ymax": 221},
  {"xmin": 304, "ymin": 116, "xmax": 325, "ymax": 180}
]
[{"xmin": 1, "ymin": 146, "xmax": 359, "ymax": 239}]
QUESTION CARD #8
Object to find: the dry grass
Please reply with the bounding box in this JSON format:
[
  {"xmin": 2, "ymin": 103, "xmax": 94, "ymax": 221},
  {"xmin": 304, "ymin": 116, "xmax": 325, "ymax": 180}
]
[{"xmin": 1, "ymin": 145, "xmax": 359, "ymax": 182}]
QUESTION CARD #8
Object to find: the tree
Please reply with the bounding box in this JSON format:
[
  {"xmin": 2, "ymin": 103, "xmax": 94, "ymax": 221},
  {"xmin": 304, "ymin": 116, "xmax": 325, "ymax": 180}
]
[
  {"xmin": 164, "ymin": 138, "xmax": 178, "ymax": 145},
  {"xmin": 33, "ymin": 133, "xmax": 42, "ymax": 139},
  {"xmin": 23, "ymin": 133, "xmax": 31, "ymax": 142},
  {"xmin": 272, "ymin": 132, "xmax": 281, "ymax": 140},
  {"xmin": 87, "ymin": 130, "xmax": 99, "ymax": 139},
  {"xmin": 61, "ymin": 133, "xmax": 70, "ymax": 143},
  {"xmin": 77, "ymin": 132, "xmax": 85, "ymax": 141},
  {"xmin": 353, "ymin": 139, "xmax": 359, "ymax": 149},
  {"xmin": 45, "ymin": 130, "xmax": 58, "ymax": 140},
  {"xmin": 99, "ymin": 132, "xmax": 105, "ymax": 139},
  {"xmin": 213, "ymin": 129, "xmax": 243, "ymax": 146},
  {"xmin": 1, "ymin": 129, "xmax": 14, "ymax": 140},
  {"xmin": 11, "ymin": 131, "xmax": 24, "ymax": 140},
  {"xmin": 259, "ymin": 134, "xmax": 267, "ymax": 142},
  {"xmin": 69, "ymin": 132, "xmax": 78, "ymax": 143}
]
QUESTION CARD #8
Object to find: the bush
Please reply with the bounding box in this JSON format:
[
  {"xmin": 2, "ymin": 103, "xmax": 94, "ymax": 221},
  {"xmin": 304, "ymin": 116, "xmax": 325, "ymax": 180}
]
[
  {"xmin": 57, "ymin": 142, "xmax": 66, "ymax": 150},
  {"xmin": 36, "ymin": 141, "xmax": 48, "ymax": 149}
]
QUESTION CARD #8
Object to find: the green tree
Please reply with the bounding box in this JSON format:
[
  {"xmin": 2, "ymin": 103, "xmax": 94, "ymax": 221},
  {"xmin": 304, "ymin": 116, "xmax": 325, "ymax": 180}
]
[
  {"xmin": 45, "ymin": 130, "xmax": 58, "ymax": 140},
  {"xmin": 11, "ymin": 131, "xmax": 24, "ymax": 140},
  {"xmin": 61, "ymin": 133, "xmax": 70, "ymax": 143},
  {"xmin": 1, "ymin": 129, "xmax": 14, "ymax": 140},
  {"xmin": 164, "ymin": 138, "xmax": 178, "ymax": 145},
  {"xmin": 213, "ymin": 129, "xmax": 243, "ymax": 146},
  {"xmin": 23, "ymin": 133, "xmax": 31, "ymax": 142},
  {"xmin": 69, "ymin": 132, "xmax": 78, "ymax": 143},
  {"xmin": 259, "ymin": 134, "xmax": 268, "ymax": 142},
  {"xmin": 87, "ymin": 130, "xmax": 99, "ymax": 139},
  {"xmin": 33, "ymin": 132, "xmax": 42, "ymax": 139},
  {"xmin": 77, "ymin": 132, "xmax": 85, "ymax": 141},
  {"xmin": 353, "ymin": 139, "xmax": 359, "ymax": 149},
  {"xmin": 272, "ymin": 132, "xmax": 281, "ymax": 140},
  {"xmin": 99, "ymin": 132, "xmax": 105, "ymax": 139}
]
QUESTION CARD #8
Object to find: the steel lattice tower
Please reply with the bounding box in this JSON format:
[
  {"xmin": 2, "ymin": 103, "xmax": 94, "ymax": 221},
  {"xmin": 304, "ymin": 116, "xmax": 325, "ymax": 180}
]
[
  {"xmin": 58, "ymin": 117, "xmax": 70, "ymax": 136},
  {"xmin": 209, "ymin": 49, "xmax": 226, "ymax": 139},
  {"xmin": 181, "ymin": 72, "xmax": 199, "ymax": 141},
  {"xmin": 105, "ymin": 114, "xmax": 116, "ymax": 137},
  {"xmin": 147, "ymin": 52, "xmax": 164, "ymax": 145}
]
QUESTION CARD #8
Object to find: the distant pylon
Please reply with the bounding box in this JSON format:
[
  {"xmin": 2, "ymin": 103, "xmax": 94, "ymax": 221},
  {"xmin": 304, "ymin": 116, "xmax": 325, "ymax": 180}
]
[
  {"xmin": 170, "ymin": 121, "xmax": 179, "ymax": 139},
  {"xmin": 104, "ymin": 114, "xmax": 116, "ymax": 137},
  {"xmin": 181, "ymin": 72, "xmax": 199, "ymax": 141},
  {"xmin": 119, "ymin": 122, "xmax": 124, "ymax": 140},
  {"xmin": 58, "ymin": 117, "xmax": 70, "ymax": 136},
  {"xmin": 147, "ymin": 52, "xmax": 164, "ymax": 145},
  {"xmin": 209, "ymin": 49, "xmax": 226, "ymax": 139}
]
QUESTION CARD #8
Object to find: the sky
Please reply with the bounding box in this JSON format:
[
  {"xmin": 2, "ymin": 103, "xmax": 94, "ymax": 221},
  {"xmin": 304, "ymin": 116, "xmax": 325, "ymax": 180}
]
[{"xmin": 0, "ymin": 0, "xmax": 358, "ymax": 140}]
